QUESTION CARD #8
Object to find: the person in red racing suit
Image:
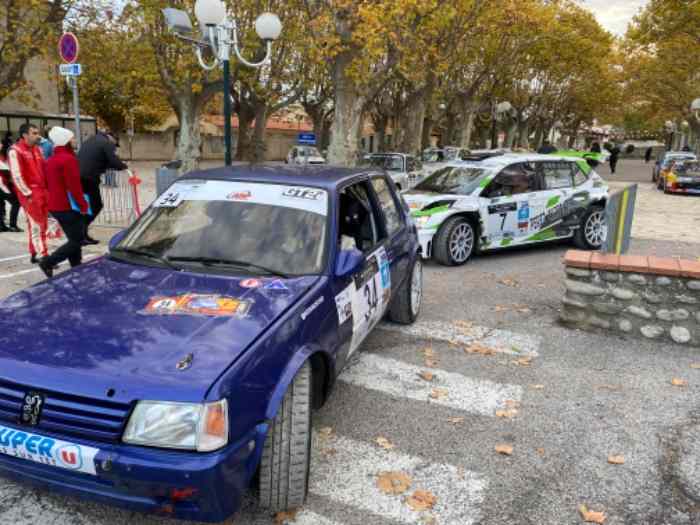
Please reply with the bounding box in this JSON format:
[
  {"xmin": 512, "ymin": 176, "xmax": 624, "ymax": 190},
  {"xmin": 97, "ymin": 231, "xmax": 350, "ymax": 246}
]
[{"xmin": 7, "ymin": 123, "xmax": 49, "ymax": 263}]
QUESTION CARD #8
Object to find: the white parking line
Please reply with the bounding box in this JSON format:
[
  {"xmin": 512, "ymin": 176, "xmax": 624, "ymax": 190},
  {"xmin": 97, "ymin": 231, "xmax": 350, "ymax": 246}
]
[
  {"xmin": 379, "ymin": 320, "xmax": 540, "ymax": 356},
  {"xmin": 290, "ymin": 510, "xmax": 344, "ymax": 525},
  {"xmin": 310, "ymin": 432, "xmax": 486, "ymax": 525},
  {"xmin": 0, "ymin": 254, "xmax": 26, "ymax": 263},
  {"xmin": 340, "ymin": 353, "xmax": 522, "ymax": 416}
]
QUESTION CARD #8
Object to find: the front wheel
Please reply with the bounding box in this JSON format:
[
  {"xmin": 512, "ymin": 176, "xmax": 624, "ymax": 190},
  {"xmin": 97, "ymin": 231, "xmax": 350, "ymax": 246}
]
[
  {"xmin": 573, "ymin": 206, "xmax": 606, "ymax": 250},
  {"xmin": 388, "ymin": 257, "xmax": 422, "ymax": 324},
  {"xmin": 434, "ymin": 216, "xmax": 476, "ymax": 266},
  {"xmin": 258, "ymin": 361, "xmax": 312, "ymax": 512}
]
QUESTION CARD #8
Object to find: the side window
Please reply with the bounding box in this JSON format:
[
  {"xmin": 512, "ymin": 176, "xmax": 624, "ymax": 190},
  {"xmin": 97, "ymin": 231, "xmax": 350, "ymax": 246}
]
[
  {"xmin": 371, "ymin": 176, "xmax": 404, "ymax": 236},
  {"xmin": 573, "ymin": 165, "xmax": 588, "ymax": 186},
  {"xmin": 483, "ymin": 163, "xmax": 539, "ymax": 198},
  {"xmin": 542, "ymin": 162, "xmax": 573, "ymax": 190},
  {"xmin": 338, "ymin": 181, "xmax": 382, "ymax": 253}
]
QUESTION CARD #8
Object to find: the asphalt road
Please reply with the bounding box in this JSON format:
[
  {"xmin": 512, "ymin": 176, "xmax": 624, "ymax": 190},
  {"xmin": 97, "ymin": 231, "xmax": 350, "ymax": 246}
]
[{"xmin": 0, "ymin": 159, "xmax": 698, "ymax": 525}]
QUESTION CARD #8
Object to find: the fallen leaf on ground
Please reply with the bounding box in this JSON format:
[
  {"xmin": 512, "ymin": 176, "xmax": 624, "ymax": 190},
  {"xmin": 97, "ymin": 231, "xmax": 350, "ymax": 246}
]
[
  {"xmin": 513, "ymin": 357, "xmax": 532, "ymax": 367},
  {"xmin": 579, "ymin": 504, "xmax": 606, "ymax": 523},
  {"xmin": 406, "ymin": 490, "xmax": 437, "ymax": 511},
  {"xmin": 690, "ymin": 363, "xmax": 700, "ymax": 369},
  {"xmin": 318, "ymin": 427, "xmax": 334, "ymax": 438},
  {"xmin": 498, "ymin": 278, "xmax": 519, "ymax": 287},
  {"xmin": 494, "ymin": 305, "xmax": 509, "ymax": 312},
  {"xmin": 420, "ymin": 516, "xmax": 437, "ymax": 525},
  {"xmin": 515, "ymin": 305, "xmax": 531, "ymax": 313},
  {"xmin": 495, "ymin": 409, "xmax": 518, "ymax": 418},
  {"xmin": 536, "ymin": 448, "xmax": 545, "ymax": 456},
  {"xmin": 465, "ymin": 342, "xmax": 496, "ymax": 355},
  {"xmin": 274, "ymin": 510, "xmax": 298, "ymax": 524},
  {"xmin": 495, "ymin": 444, "xmax": 514, "ymax": 456},
  {"xmin": 377, "ymin": 471, "xmax": 412, "ymax": 495},
  {"xmin": 375, "ymin": 436, "xmax": 395, "ymax": 450},
  {"xmin": 530, "ymin": 384, "xmax": 545, "ymax": 390},
  {"xmin": 505, "ymin": 399, "xmax": 521, "ymax": 409},
  {"xmin": 447, "ymin": 416, "xmax": 465, "ymax": 424},
  {"xmin": 430, "ymin": 388, "xmax": 448, "ymax": 400},
  {"xmin": 422, "ymin": 347, "xmax": 435, "ymax": 358},
  {"xmin": 424, "ymin": 359, "xmax": 439, "ymax": 368},
  {"xmin": 672, "ymin": 378, "xmax": 688, "ymax": 387},
  {"xmin": 596, "ymin": 384, "xmax": 622, "ymax": 391},
  {"xmin": 608, "ymin": 455, "xmax": 625, "ymax": 465},
  {"xmin": 418, "ymin": 371, "xmax": 435, "ymax": 382}
]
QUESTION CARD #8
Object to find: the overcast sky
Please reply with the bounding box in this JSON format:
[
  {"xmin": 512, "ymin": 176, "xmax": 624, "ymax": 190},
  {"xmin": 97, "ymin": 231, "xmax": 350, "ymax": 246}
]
[{"xmin": 578, "ymin": 0, "xmax": 650, "ymax": 36}]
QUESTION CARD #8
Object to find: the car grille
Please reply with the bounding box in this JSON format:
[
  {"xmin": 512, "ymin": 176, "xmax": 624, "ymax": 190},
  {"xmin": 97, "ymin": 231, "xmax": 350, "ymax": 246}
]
[{"xmin": 0, "ymin": 377, "xmax": 131, "ymax": 444}]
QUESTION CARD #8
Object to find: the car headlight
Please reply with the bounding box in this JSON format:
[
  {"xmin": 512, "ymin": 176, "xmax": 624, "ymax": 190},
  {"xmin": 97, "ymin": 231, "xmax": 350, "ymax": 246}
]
[
  {"xmin": 414, "ymin": 215, "xmax": 431, "ymax": 229},
  {"xmin": 123, "ymin": 399, "xmax": 228, "ymax": 452}
]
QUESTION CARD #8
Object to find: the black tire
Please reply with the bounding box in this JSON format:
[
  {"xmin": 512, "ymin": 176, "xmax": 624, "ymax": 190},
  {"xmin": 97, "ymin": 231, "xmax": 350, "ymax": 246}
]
[
  {"xmin": 573, "ymin": 206, "xmax": 606, "ymax": 250},
  {"xmin": 433, "ymin": 216, "xmax": 476, "ymax": 266},
  {"xmin": 388, "ymin": 257, "xmax": 422, "ymax": 324},
  {"xmin": 259, "ymin": 361, "xmax": 312, "ymax": 512}
]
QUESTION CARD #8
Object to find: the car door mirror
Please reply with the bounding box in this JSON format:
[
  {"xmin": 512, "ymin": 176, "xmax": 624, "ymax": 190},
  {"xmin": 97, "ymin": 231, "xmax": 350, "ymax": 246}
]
[
  {"xmin": 109, "ymin": 229, "xmax": 128, "ymax": 251},
  {"xmin": 335, "ymin": 248, "xmax": 365, "ymax": 278}
]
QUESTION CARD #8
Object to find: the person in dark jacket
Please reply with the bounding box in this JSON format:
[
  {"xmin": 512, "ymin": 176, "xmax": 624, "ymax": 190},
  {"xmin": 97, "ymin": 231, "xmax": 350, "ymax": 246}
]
[
  {"xmin": 590, "ymin": 142, "xmax": 602, "ymax": 153},
  {"xmin": 0, "ymin": 144, "xmax": 21, "ymax": 232},
  {"xmin": 40, "ymin": 127, "xmax": 89, "ymax": 278},
  {"xmin": 609, "ymin": 144, "xmax": 621, "ymax": 174},
  {"xmin": 78, "ymin": 129, "xmax": 127, "ymax": 244},
  {"xmin": 645, "ymin": 147, "xmax": 653, "ymax": 163},
  {"xmin": 537, "ymin": 140, "xmax": 557, "ymax": 154}
]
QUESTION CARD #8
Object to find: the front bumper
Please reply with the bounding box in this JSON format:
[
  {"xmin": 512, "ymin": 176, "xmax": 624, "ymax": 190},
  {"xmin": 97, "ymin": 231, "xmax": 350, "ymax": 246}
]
[
  {"xmin": 667, "ymin": 181, "xmax": 700, "ymax": 194},
  {"xmin": 417, "ymin": 228, "xmax": 436, "ymax": 259},
  {"xmin": 0, "ymin": 422, "xmax": 267, "ymax": 522}
]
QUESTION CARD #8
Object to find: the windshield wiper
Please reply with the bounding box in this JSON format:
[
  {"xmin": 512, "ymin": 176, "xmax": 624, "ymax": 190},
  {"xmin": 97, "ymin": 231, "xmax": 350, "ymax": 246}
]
[
  {"xmin": 111, "ymin": 247, "xmax": 180, "ymax": 271},
  {"xmin": 166, "ymin": 256, "xmax": 289, "ymax": 278}
]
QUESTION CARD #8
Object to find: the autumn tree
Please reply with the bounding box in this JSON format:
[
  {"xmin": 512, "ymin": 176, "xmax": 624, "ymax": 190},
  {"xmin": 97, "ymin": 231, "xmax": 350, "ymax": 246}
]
[{"xmin": 0, "ymin": 0, "xmax": 74, "ymax": 103}]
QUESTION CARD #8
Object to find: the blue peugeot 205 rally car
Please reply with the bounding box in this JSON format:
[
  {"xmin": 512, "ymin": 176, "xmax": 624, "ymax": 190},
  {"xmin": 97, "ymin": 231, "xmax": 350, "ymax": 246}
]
[{"xmin": 0, "ymin": 166, "xmax": 422, "ymax": 521}]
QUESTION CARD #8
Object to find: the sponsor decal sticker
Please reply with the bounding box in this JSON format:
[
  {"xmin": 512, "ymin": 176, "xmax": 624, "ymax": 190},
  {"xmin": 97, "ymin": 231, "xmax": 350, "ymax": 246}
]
[
  {"xmin": 282, "ymin": 187, "xmax": 324, "ymax": 200},
  {"xmin": 335, "ymin": 287, "xmax": 352, "ymax": 325},
  {"xmin": 226, "ymin": 191, "xmax": 252, "ymax": 201},
  {"xmin": 0, "ymin": 424, "xmax": 99, "ymax": 475},
  {"xmin": 21, "ymin": 392, "xmax": 44, "ymax": 426},
  {"xmin": 488, "ymin": 202, "xmax": 517, "ymax": 214},
  {"xmin": 264, "ymin": 279, "xmax": 288, "ymax": 291},
  {"xmin": 240, "ymin": 278, "xmax": 262, "ymax": 289},
  {"xmin": 141, "ymin": 294, "xmax": 251, "ymax": 317}
]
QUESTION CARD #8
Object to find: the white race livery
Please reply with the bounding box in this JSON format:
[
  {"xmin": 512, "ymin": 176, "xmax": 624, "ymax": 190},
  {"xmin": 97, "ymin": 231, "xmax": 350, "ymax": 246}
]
[{"xmin": 403, "ymin": 154, "xmax": 609, "ymax": 266}]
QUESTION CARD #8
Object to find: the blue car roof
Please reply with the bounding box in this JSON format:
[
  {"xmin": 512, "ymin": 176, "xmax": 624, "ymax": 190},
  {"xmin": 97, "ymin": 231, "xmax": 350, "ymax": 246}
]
[{"xmin": 179, "ymin": 165, "xmax": 376, "ymax": 192}]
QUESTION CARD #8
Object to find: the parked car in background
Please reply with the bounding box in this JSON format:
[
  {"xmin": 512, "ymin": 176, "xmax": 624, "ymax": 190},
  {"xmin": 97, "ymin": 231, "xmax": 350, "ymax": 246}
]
[
  {"xmin": 286, "ymin": 145, "xmax": 326, "ymax": 165},
  {"xmin": 422, "ymin": 146, "xmax": 470, "ymax": 176},
  {"xmin": 360, "ymin": 153, "xmax": 422, "ymax": 190},
  {"xmin": 652, "ymin": 151, "xmax": 697, "ymax": 183},
  {"xmin": 403, "ymin": 153, "xmax": 609, "ymax": 265},
  {"xmin": 0, "ymin": 166, "xmax": 422, "ymax": 522},
  {"xmin": 657, "ymin": 159, "xmax": 700, "ymax": 194}
]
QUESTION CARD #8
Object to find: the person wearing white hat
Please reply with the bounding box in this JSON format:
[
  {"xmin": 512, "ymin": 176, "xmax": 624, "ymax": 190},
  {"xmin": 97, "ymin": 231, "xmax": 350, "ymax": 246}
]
[{"xmin": 40, "ymin": 127, "xmax": 89, "ymax": 277}]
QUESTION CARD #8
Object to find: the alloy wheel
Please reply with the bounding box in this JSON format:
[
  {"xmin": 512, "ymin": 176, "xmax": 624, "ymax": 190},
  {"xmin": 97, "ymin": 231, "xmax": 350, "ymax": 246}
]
[
  {"xmin": 449, "ymin": 223, "xmax": 474, "ymax": 263},
  {"xmin": 584, "ymin": 210, "xmax": 607, "ymax": 247}
]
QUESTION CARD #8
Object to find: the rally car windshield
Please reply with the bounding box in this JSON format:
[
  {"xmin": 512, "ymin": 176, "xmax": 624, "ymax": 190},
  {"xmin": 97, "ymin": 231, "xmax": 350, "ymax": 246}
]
[
  {"xmin": 114, "ymin": 181, "xmax": 328, "ymax": 276},
  {"xmin": 414, "ymin": 166, "xmax": 495, "ymax": 195}
]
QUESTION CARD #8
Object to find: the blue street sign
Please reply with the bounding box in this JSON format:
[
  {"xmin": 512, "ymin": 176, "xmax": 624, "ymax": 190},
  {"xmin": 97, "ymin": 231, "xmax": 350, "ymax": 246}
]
[
  {"xmin": 298, "ymin": 133, "xmax": 316, "ymax": 145},
  {"xmin": 59, "ymin": 63, "xmax": 82, "ymax": 76}
]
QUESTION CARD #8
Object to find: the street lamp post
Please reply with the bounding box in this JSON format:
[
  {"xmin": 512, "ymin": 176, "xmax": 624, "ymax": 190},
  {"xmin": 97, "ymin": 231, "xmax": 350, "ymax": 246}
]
[{"xmin": 162, "ymin": 1, "xmax": 282, "ymax": 166}]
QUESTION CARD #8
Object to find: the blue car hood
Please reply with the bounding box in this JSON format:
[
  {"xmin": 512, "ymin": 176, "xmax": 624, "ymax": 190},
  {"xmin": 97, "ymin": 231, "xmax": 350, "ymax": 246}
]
[{"xmin": 0, "ymin": 258, "xmax": 318, "ymax": 402}]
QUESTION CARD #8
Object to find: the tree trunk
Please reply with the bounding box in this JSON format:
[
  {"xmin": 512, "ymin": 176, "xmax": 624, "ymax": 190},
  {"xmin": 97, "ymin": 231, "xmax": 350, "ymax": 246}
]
[
  {"xmin": 250, "ymin": 103, "xmax": 268, "ymax": 163},
  {"xmin": 175, "ymin": 97, "xmax": 202, "ymax": 174},
  {"xmin": 504, "ymin": 118, "xmax": 518, "ymax": 148},
  {"xmin": 235, "ymin": 107, "xmax": 254, "ymax": 161},
  {"xmin": 459, "ymin": 110, "xmax": 475, "ymax": 149},
  {"xmin": 372, "ymin": 114, "xmax": 389, "ymax": 152},
  {"xmin": 445, "ymin": 111, "xmax": 459, "ymax": 146},
  {"xmin": 396, "ymin": 88, "xmax": 426, "ymax": 155},
  {"xmin": 328, "ymin": 50, "xmax": 365, "ymax": 166}
]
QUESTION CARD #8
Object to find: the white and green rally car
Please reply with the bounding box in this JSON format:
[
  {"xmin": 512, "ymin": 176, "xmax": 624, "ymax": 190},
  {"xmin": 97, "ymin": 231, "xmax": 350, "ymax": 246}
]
[{"xmin": 403, "ymin": 153, "xmax": 609, "ymax": 266}]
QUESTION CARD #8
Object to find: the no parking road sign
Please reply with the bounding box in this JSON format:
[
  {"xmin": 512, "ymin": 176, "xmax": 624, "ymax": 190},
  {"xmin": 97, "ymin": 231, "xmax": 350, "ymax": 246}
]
[{"xmin": 58, "ymin": 32, "xmax": 80, "ymax": 64}]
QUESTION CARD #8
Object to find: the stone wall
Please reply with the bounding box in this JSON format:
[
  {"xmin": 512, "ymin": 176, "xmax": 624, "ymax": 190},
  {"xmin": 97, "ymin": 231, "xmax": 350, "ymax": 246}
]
[{"xmin": 561, "ymin": 250, "xmax": 700, "ymax": 347}]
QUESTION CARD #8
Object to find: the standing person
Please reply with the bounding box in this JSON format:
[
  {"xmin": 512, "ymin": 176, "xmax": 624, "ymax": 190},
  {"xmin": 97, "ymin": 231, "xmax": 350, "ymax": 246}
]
[
  {"xmin": 537, "ymin": 140, "xmax": 557, "ymax": 154},
  {"xmin": 38, "ymin": 127, "xmax": 54, "ymax": 160},
  {"xmin": 0, "ymin": 142, "xmax": 22, "ymax": 232},
  {"xmin": 7, "ymin": 124, "xmax": 49, "ymax": 263},
  {"xmin": 40, "ymin": 127, "xmax": 89, "ymax": 278},
  {"xmin": 645, "ymin": 147, "xmax": 653, "ymax": 163},
  {"xmin": 1, "ymin": 132, "xmax": 13, "ymax": 153},
  {"xmin": 609, "ymin": 143, "xmax": 621, "ymax": 174},
  {"xmin": 78, "ymin": 129, "xmax": 127, "ymax": 244}
]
